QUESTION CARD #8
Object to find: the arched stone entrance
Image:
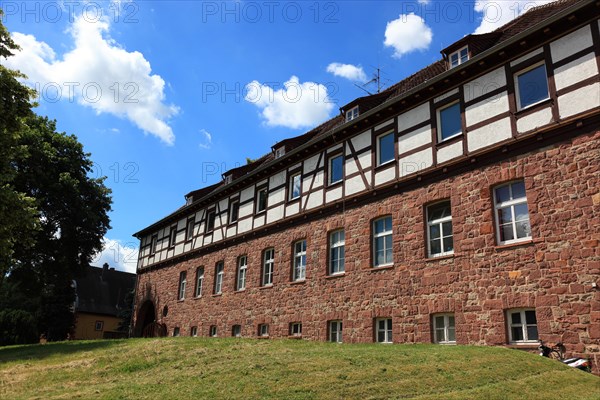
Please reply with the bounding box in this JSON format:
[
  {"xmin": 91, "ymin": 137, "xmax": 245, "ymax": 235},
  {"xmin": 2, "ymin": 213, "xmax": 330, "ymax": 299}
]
[{"xmin": 135, "ymin": 300, "xmax": 158, "ymax": 337}]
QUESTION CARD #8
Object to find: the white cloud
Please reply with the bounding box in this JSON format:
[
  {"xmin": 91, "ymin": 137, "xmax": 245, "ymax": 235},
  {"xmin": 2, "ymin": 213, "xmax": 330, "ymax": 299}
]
[
  {"xmin": 418, "ymin": 0, "xmax": 430, "ymax": 4},
  {"xmin": 326, "ymin": 63, "xmax": 367, "ymax": 82},
  {"xmin": 384, "ymin": 13, "xmax": 433, "ymax": 58},
  {"xmin": 244, "ymin": 76, "xmax": 334, "ymax": 129},
  {"xmin": 473, "ymin": 1, "xmax": 556, "ymax": 34},
  {"xmin": 199, "ymin": 129, "xmax": 212, "ymax": 149},
  {"xmin": 4, "ymin": 17, "xmax": 179, "ymax": 145},
  {"xmin": 91, "ymin": 237, "xmax": 139, "ymax": 274}
]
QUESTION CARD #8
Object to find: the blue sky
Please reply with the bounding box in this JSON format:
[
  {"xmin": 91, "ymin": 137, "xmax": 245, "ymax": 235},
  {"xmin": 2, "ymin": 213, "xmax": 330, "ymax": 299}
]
[{"xmin": 1, "ymin": 0, "xmax": 553, "ymax": 271}]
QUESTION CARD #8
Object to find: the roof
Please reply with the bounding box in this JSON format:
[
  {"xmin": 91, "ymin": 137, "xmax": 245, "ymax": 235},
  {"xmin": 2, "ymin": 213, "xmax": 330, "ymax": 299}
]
[{"xmin": 75, "ymin": 265, "xmax": 136, "ymax": 317}]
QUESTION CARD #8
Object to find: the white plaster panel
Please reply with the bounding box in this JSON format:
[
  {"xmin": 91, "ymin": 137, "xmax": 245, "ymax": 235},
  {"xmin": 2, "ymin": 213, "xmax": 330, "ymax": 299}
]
[
  {"xmin": 286, "ymin": 202, "xmax": 300, "ymax": 217},
  {"xmin": 550, "ymin": 25, "xmax": 593, "ymax": 63},
  {"xmin": 437, "ymin": 141, "xmax": 463, "ymax": 164},
  {"xmin": 517, "ymin": 106, "xmax": 553, "ymax": 133},
  {"xmin": 267, "ymin": 205, "xmax": 284, "ymax": 224},
  {"xmin": 175, "ymin": 243, "xmax": 184, "ymax": 255},
  {"xmin": 303, "ymin": 154, "xmax": 321, "ymax": 174},
  {"xmin": 239, "ymin": 202, "xmax": 253, "ymax": 218},
  {"xmin": 240, "ymin": 186, "xmax": 254, "ymax": 203},
  {"xmin": 463, "ymin": 67, "xmax": 507, "ymax": 103},
  {"xmin": 357, "ymin": 150, "xmax": 372, "ymax": 170},
  {"xmin": 398, "ymin": 102, "xmax": 430, "ymax": 131},
  {"xmin": 290, "ymin": 162, "xmax": 301, "ymax": 171},
  {"xmin": 465, "ymin": 92, "xmax": 509, "ymax": 126},
  {"xmin": 434, "ymin": 88, "xmax": 459, "ymax": 103},
  {"xmin": 467, "ymin": 117, "xmax": 512, "ymax": 152},
  {"xmin": 345, "ymin": 175, "xmax": 367, "ymax": 196},
  {"xmin": 510, "ymin": 47, "xmax": 543, "ymax": 67},
  {"xmin": 327, "ymin": 143, "xmax": 343, "ymax": 153},
  {"xmin": 305, "ymin": 190, "xmax": 324, "ymax": 210},
  {"xmin": 325, "ymin": 186, "xmax": 343, "ymax": 203},
  {"xmin": 269, "ymin": 187, "xmax": 285, "ymax": 204},
  {"xmin": 237, "ymin": 218, "xmax": 252, "ymax": 234},
  {"xmin": 176, "ymin": 218, "xmax": 185, "ymax": 231},
  {"xmin": 218, "ymin": 198, "xmax": 228, "ymax": 214},
  {"xmin": 399, "ymin": 149, "xmax": 433, "ymax": 178},
  {"xmin": 253, "ymin": 214, "xmax": 265, "ymax": 229},
  {"xmin": 202, "ymin": 236, "xmax": 212, "ymax": 247},
  {"xmin": 226, "ymin": 226, "xmax": 236, "ymax": 238},
  {"xmin": 375, "ymin": 166, "xmax": 395, "ymax": 186},
  {"xmin": 398, "ymin": 125, "xmax": 432, "ymax": 154},
  {"xmin": 553, "ymin": 52, "xmax": 598, "ymax": 91},
  {"xmin": 345, "ymin": 155, "xmax": 358, "ymax": 175},
  {"xmin": 351, "ymin": 130, "xmax": 371, "ymax": 151},
  {"xmin": 558, "ymin": 82, "xmax": 600, "ymax": 119},
  {"xmin": 213, "ymin": 229, "xmax": 223, "ymax": 242},
  {"xmin": 269, "ymin": 170, "xmax": 286, "ymax": 188},
  {"xmin": 375, "ymin": 118, "xmax": 394, "ymax": 131}
]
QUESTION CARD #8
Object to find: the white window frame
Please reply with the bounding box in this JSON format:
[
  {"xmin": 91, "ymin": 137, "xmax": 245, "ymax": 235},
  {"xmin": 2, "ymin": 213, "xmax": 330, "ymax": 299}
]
[
  {"xmin": 232, "ymin": 324, "xmax": 242, "ymax": 337},
  {"xmin": 259, "ymin": 324, "xmax": 269, "ymax": 337},
  {"xmin": 178, "ymin": 271, "xmax": 186, "ymax": 301},
  {"xmin": 433, "ymin": 313, "xmax": 456, "ymax": 344},
  {"xmin": 329, "ymin": 320, "xmax": 343, "ymax": 343},
  {"xmin": 205, "ymin": 210, "xmax": 216, "ymax": 233},
  {"xmin": 275, "ymin": 147, "xmax": 285, "ymax": 159},
  {"xmin": 290, "ymin": 322, "xmax": 302, "ymax": 337},
  {"xmin": 289, "ymin": 172, "xmax": 302, "ymax": 200},
  {"xmin": 426, "ymin": 201, "xmax": 454, "ymax": 258},
  {"xmin": 493, "ymin": 180, "xmax": 531, "ymax": 245},
  {"xmin": 229, "ymin": 200, "xmax": 239, "ymax": 223},
  {"xmin": 376, "ymin": 318, "xmax": 393, "ymax": 343},
  {"xmin": 191, "ymin": 326, "xmax": 198, "ymax": 337},
  {"xmin": 449, "ymin": 45, "xmax": 469, "ymax": 68},
  {"xmin": 328, "ymin": 154, "xmax": 344, "ymax": 185},
  {"xmin": 209, "ymin": 325, "xmax": 217, "ymax": 337},
  {"xmin": 256, "ymin": 187, "xmax": 268, "ymax": 213},
  {"xmin": 194, "ymin": 266, "xmax": 204, "ymax": 297},
  {"xmin": 214, "ymin": 262, "xmax": 224, "ymax": 294},
  {"xmin": 262, "ymin": 248, "xmax": 274, "ymax": 286},
  {"xmin": 376, "ymin": 131, "xmax": 395, "ymax": 167},
  {"xmin": 169, "ymin": 226, "xmax": 177, "ymax": 248},
  {"xmin": 329, "ymin": 229, "xmax": 345, "ymax": 275},
  {"xmin": 185, "ymin": 218, "xmax": 195, "ymax": 241},
  {"xmin": 150, "ymin": 235, "xmax": 158, "ymax": 255},
  {"xmin": 237, "ymin": 255, "xmax": 247, "ymax": 291},
  {"xmin": 224, "ymin": 174, "xmax": 232, "ymax": 184},
  {"xmin": 437, "ymin": 101, "xmax": 462, "ymax": 142},
  {"xmin": 514, "ymin": 62, "xmax": 549, "ymax": 111},
  {"xmin": 293, "ymin": 240, "xmax": 307, "ymax": 281},
  {"xmin": 372, "ymin": 216, "xmax": 393, "ymax": 268},
  {"xmin": 346, "ymin": 105, "xmax": 359, "ymax": 122},
  {"xmin": 507, "ymin": 309, "xmax": 538, "ymax": 344}
]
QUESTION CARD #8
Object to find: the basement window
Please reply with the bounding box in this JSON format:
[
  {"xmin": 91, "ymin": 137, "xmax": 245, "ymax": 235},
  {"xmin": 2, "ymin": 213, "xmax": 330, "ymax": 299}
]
[{"xmin": 507, "ymin": 309, "xmax": 538, "ymax": 343}]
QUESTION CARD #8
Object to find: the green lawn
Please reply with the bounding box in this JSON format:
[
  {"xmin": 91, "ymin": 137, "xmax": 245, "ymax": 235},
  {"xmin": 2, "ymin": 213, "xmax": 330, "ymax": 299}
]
[{"xmin": 0, "ymin": 338, "xmax": 598, "ymax": 399}]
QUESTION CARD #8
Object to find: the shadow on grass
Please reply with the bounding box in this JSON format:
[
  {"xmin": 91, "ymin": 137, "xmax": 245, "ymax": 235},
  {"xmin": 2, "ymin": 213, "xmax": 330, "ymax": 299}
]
[{"xmin": 0, "ymin": 339, "xmax": 124, "ymax": 363}]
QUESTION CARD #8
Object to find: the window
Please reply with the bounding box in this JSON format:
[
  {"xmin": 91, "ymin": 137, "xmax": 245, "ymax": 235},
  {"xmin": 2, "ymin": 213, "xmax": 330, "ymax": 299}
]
[
  {"xmin": 508, "ymin": 309, "xmax": 538, "ymax": 343},
  {"xmin": 259, "ymin": 324, "xmax": 269, "ymax": 337},
  {"xmin": 194, "ymin": 267, "xmax": 204, "ymax": 297},
  {"xmin": 329, "ymin": 320, "xmax": 343, "ymax": 343},
  {"xmin": 433, "ymin": 314, "xmax": 456, "ymax": 344},
  {"xmin": 94, "ymin": 321, "xmax": 104, "ymax": 331},
  {"xmin": 178, "ymin": 271, "xmax": 186, "ymax": 300},
  {"xmin": 328, "ymin": 154, "xmax": 344, "ymax": 185},
  {"xmin": 493, "ymin": 180, "xmax": 531, "ymax": 244},
  {"xmin": 169, "ymin": 226, "xmax": 177, "ymax": 248},
  {"xmin": 149, "ymin": 235, "xmax": 157, "ymax": 255},
  {"xmin": 275, "ymin": 147, "xmax": 285, "ymax": 159},
  {"xmin": 449, "ymin": 46, "xmax": 469, "ymax": 68},
  {"xmin": 236, "ymin": 255, "xmax": 247, "ymax": 291},
  {"xmin": 229, "ymin": 200, "xmax": 239, "ymax": 223},
  {"xmin": 262, "ymin": 248, "xmax": 275, "ymax": 286},
  {"xmin": 515, "ymin": 63, "xmax": 549, "ymax": 110},
  {"xmin": 191, "ymin": 326, "xmax": 198, "ymax": 337},
  {"xmin": 186, "ymin": 218, "xmax": 195, "ymax": 241},
  {"xmin": 290, "ymin": 322, "xmax": 302, "ymax": 337},
  {"xmin": 376, "ymin": 318, "xmax": 393, "ymax": 343},
  {"xmin": 293, "ymin": 240, "xmax": 307, "ymax": 281},
  {"xmin": 205, "ymin": 210, "xmax": 215, "ymax": 233},
  {"xmin": 373, "ymin": 216, "xmax": 393, "ymax": 267},
  {"xmin": 214, "ymin": 262, "xmax": 224, "ymax": 294},
  {"xmin": 232, "ymin": 325, "xmax": 242, "ymax": 337},
  {"xmin": 437, "ymin": 102, "xmax": 462, "ymax": 142},
  {"xmin": 376, "ymin": 131, "xmax": 395, "ymax": 166},
  {"xmin": 289, "ymin": 172, "xmax": 301, "ymax": 200},
  {"xmin": 224, "ymin": 174, "xmax": 232, "ymax": 184},
  {"xmin": 346, "ymin": 106, "xmax": 359, "ymax": 122},
  {"xmin": 427, "ymin": 201, "xmax": 453, "ymax": 257},
  {"xmin": 209, "ymin": 325, "xmax": 217, "ymax": 337},
  {"xmin": 256, "ymin": 187, "xmax": 267, "ymax": 213},
  {"xmin": 173, "ymin": 327, "xmax": 180, "ymax": 337},
  {"xmin": 329, "ymin": 230, "xmax": 345, "ymax": 275}
]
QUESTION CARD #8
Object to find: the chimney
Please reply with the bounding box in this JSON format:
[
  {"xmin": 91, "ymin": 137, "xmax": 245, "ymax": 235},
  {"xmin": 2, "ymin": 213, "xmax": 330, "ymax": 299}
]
[{"xmin": 102, "ymin": 263, "xmax": 109, "ymax": 280}]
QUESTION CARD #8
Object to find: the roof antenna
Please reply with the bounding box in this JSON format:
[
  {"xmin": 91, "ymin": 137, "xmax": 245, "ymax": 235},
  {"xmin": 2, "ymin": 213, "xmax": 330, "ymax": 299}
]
[{"xmin": 354, "ymin": 66, "xmax": 384, "ymax": 95}]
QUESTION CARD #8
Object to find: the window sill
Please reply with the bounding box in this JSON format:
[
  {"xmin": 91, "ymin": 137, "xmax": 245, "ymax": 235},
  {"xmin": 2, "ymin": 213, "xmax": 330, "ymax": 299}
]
[
  {"xmin": 494, "ymin": 238, "xmax": 540, "ymax": 251},
  {"xmin": 259, "ymin": 284, "xmax": 274, "ymax": 290},
  {"xmin": 325, "ymin": 273, "xmax": 346, "ymax": 280},
  {"xmin": 327, "ymin": 180, "xmax": 343, "ymax": 190},
  {"xmin": 255, "ymin": 210, "xmax": 266, "ymax": 216},
  {"xmin": 436, "ymin": 133, "xmax": 464, "ymax": 148},
  {"xmin": 370, "ymin": 264, "xmax": 394, "ymax": 272},
  {"xmin": 374, "ymin": 160, "xmax": 395, "ymax": 172},
  {"xmin": 515, "ymin": 97, "xmax": 552, "ymax": 117},
  {"xmin": 234, "ymin": 289, "xmax": 246, "ymax": 294},
  {"xmin": 212, "ymin": 293, "xmax": 222, "ymax": 297},
  {"xmin": 177, "ymin": 299, "xmax": 185, "ymax": 303},
  {"xmin": 287, "ymin": 197, "xmax": 301, "ymax": 204},
  {"xmin": 289, "ymin": 280, "xmax": 306, "ymax": 286},
  {"xmin": 193, "ymin": 296, "xmax": 203, "ymax": 300},
  {"xmin": 425, "ymin": 253, "xmax": 455, "ymax": 262}
]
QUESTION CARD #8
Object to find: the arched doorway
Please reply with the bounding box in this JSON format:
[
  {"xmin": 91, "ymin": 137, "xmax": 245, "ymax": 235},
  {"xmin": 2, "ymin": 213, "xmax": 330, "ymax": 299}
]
[{"xmin": 136, "ymin": 300, "xmax": 156, "ymax": 337}]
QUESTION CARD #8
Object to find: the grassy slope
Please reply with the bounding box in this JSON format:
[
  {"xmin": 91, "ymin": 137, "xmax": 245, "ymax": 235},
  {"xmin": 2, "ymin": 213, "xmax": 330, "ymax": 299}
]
[{"xmin": 0, "ymin": 338, "xmax": 598, "ymax": 400}]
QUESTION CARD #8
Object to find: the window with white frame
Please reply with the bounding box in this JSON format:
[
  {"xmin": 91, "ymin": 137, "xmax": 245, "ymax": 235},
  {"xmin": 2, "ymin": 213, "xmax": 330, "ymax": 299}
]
[
  {"xmin": 256, "ymin": 187, "xmax": 268, "ymax": 213},
  {"xmin": 449, "ymin": 46, "xmax": 469, "ymax": 69},
  {"xmin": 507, "ymin": 309, "xmax": 538, "ymax": 343},
  {"xmin": 427, "ymin": 201, "xmax": 454, "ymax": 257},
  {"xmin": 329, "ymin": 320, "xmax": 343, "ymax": 343},
  {"xmin": 224, "ymin": 174, "xmax": 232, "ymax": 184},
  {"xmin": 169, "ymin": 226, "xmax": 177, "ymax": 248},
  {"xmin": 95, "ymin": 321, "xmax": 104, "ymax": 331},
  {"xmin": 515, "ymin": 63, "xmax": 549, "ymax": 110},
  {"xmin": 275, "ymin": 147, "xmax": 285, "ymax": 159},
  {"xmin": 178, "ymin": 271, "xmax": 186, "ymax": 300},
  {"xmin": 229, "ymin": 200, "xmax": 239, "ymax": 223},
  {"xmin": 262, "ymin": 248, "xmax": 274, "ymax": 286},
  {"xmin": 150, "ymin": 235, "xmax": 157, "ymax": 255},
  {"xmin": 346, "ymin": 106, "xmax": 359, "ymax": 122},
  {"xmin": 205, "ymin": 210, "xmax": 216, "ymax": 233},
  {"xmin": 209, "ymin": 325, "xmax": 217, "ymax": 337},
  {"xmin": 190, "ymin": 326, "xmax": 198, "ymax": 337},
  {"xmin": 293, "ymin": 240, "xmax": 307, "ymax": 281},
  {"xmin": 173, "ymin": 327, "xmax": 180, "ymax": 337},
  {"xmin": 290, "ymin": 322, "xmax": 302, "ymax": 337},
  {"xmin": 186, "ymin": 218, "xmax": 195, "ymax": 241},
  {"xmin": 433, "ymin": 314, "xmax": 456, "ymax": 344},
  {"xmin": 214, "ymin": 262, "xmax": 224, "ymax": 294},
  {"xmin": 494, "ymin": 180, "xmax": 531, "ymax": 244},
  {"xmin": 289, "ymin": 172, "xmax": 301, "ymax": 200},
  {"xmin": 232, "ymin": 324, "xmax": 242, "ymax": 337},
  {"xmin": 373, "ymin": 216, "xmax": 393, "ymax": 267},
  {"xmin": 376, "ymin": 131, "xmax": 395, "ymax": 166},
  {"xmin": 329, "ymin": 230, "xmax": 345, "ymax": 275},
  {"xmin": 376, "ymin": 318, "xmax": 392, "ymax": 343},
  {"xmin": 194, "ymin": 266, "xmax": 204, "ymax": 297},
  {"xmin": 259, "ymin": 324, "xmax": 269, "ymax": 337},
  {"xmin": 237, "ymin": 255, "xmax": 247, "ymax": 291},
  {"xmin": 329, "ymin": 154, "xmax": 344, "ymax": 185},
  {"xmin": 437, "ymin": 102, "xmax": 462, "ymax": 142}
]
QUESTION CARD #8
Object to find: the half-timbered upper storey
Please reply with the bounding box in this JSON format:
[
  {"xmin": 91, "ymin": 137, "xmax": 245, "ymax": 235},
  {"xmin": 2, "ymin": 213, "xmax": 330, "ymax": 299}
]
[{"xmin": 134, "ymin": 0, "xmax": 600, "ymax": 270}]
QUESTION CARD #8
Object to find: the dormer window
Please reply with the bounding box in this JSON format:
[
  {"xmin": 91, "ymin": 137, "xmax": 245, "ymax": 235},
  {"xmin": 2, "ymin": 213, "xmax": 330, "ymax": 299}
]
[
  {"xmin": 185, "ymin": 197, "xmax": 193, "ymax": 206},
  {"xmin": 346, "ymin": 106, "xmax": 359, "ymax": 122},
  {"xmin": 449, "ymin": 46, "xmax": 469, "ymax": 69},
  {"xmin": 224, "ymin": 174, "xmax": 232, "ymax": 184},
  {"xmin": 275, "ymin": 147, "xmax": 285, "ymax": 159}
]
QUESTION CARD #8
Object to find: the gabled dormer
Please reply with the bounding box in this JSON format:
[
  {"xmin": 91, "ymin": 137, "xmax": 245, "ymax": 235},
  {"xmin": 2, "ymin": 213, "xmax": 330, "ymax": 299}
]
[
  {"xmin": 223, "ymin": 173, "xmax": 233, "ymax": 185},
  {"xmin": 273, "ymin": 144, "xmax": 286, "ymax": 159},
  {"xmin": 441, "ymin": 32, "xmax": 502, "ymax": 70},
  {"xmin": 345, "ymin": 105, "xmax": 359, "ymax": 122}
]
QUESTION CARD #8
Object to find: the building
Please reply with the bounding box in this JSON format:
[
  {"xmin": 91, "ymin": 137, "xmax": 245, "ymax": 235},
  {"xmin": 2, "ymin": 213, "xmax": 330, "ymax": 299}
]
[
  {"xmin": 132, "ymin": 0, "xmax": 600, "ymax": 373},
  {"xmin": 74, "ymin": 263, "xmax": 136, "ymax": 340}
]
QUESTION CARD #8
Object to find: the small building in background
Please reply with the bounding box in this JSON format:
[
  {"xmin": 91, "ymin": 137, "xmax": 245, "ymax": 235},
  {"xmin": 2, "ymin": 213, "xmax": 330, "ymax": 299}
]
[{"xmin": 73, "ymin": 263, "xmax": 136, "ymax": 340}]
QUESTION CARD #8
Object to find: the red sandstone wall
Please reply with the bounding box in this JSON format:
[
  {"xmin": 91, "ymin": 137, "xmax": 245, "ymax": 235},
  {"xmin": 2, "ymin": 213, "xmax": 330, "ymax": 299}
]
[{"xmin": 135, "ymin": 129, "xmax": 600, "ymax": 373}]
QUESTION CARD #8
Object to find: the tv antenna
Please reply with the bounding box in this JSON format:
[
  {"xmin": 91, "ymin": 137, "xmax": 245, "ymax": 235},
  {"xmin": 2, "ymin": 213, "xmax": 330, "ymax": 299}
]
[{"xmin": 354, "ymin": 67, "xmax": 385, "ymax": 96}]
